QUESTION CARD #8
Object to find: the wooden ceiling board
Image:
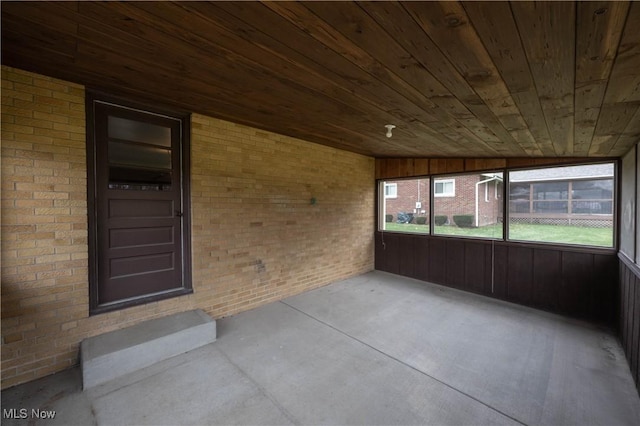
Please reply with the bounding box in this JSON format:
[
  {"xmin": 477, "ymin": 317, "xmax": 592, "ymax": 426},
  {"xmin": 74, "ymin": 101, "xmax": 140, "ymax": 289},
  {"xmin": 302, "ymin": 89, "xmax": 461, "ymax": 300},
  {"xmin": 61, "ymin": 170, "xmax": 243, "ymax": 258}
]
[
  {"xmin": 359, "ymin": 1, "xmax": 519, "ymax": 155},
  {"xmin": 591, "ymin": 2, "xmax": 640, "ymax": 156},
  {"xmin": 263, "ymin": 4, "xmax": 450, "ymax": 119},
  {"xmin": 170, "ymin": 2, "xmax": 464, "ymax": 155},
  {"xmin": 4, "ymin": 5, "xmax": 271, "ymax": 110},
  {"xmin": 261, "ymin": 1, "xmax": 491, "ymax": 155},
  {"xmin": 461, "ymin": 1, "xmax": 556, "ymax": 157},
  {"xmin": 402, "ymin": 1, "xmax": 532, "ymax": 156},
  {"xmin": 300, "ymin": 2, "xmax": 513, "ymax": 156},
  {"xmin": 3, "ymin": 2, "xmax": 364, "ymax": 154},
  {"xmin": 78, "ymin": 2, "xmax": 390, "ymax": 154},
  {"xmin": 510, "ymin": 1, "xmax": 577, "ymax": 156},
  {"xmin": 213, "ymin": 1, "xmax": 471, "ymax": 156},
  {"xmin": 605, "ymin": 2, "xmax": 640, "ymax": 103},
  {"xmin": 1, "ymin": 1, "xmax": 638, "ymax": 158},
  {"xmin": 77, "ymin": 4, "xmax": 370, "ymax": 129},
  {"xmin": 575, "ymin": 1, "xmax": 629, "ymax": 156},
  {"xmin": 180, "ymin": 2, "xmax": 448, "ymax": 155},
  {"xmin": 1, "ymin": 13, "xmax": 78, "ymax": 61},
  {"xmin": 612, "ymin": 107, "xmax": 640, "ymax": 154}
]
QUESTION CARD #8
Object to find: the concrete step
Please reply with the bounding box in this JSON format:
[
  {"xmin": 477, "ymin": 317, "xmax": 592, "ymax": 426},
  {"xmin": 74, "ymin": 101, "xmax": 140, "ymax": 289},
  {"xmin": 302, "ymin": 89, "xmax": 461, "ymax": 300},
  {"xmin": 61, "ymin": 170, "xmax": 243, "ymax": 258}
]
[{"xmin": 81, "ymin": 309, "xmax": 216, "ymax": 389}]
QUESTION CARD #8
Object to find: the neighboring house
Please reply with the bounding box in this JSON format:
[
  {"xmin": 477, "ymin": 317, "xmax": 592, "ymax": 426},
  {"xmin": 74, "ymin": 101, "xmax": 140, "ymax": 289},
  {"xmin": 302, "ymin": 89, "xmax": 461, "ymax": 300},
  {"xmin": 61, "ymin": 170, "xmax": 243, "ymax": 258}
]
[
  {"xmin": 384, "ymin": 174, "xmax": 503, "ymax": 227},
  {"xmin": 384, "ymin": 179, "xmax": 429, "ymax": 220},
  {"xmin": 509, "ymin": 164, "xmax": 614, "ymax": 227},
  {"xmin": 384, "ymin": 165, "xmax": 614, "ymax": 229},
  {"xmin": 433, "ymin": 174, "xmax": 503, "ymax": 227}
]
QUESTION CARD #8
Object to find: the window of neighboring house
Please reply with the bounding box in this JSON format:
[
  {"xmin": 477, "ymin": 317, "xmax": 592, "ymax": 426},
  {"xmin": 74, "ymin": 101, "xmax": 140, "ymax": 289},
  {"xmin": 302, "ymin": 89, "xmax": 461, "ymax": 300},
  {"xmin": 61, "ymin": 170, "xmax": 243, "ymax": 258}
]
[
  {"xmin": 379, "ymin": 178, "xmax": 430, "ymax": 234},
  {"xmin": 433, "ymin": 172, "xmax": 503, "ymax": 239},
  {"xmin": 434, "ymin": 179, "xmax": 455, "ymax": 197},
  {"xmin": 384, "ymin": 183, "xmax": 398, "ymax": 198},
  {"xmin": 508, "ymin": 163, "xmax": 615, "ymax": 248}
]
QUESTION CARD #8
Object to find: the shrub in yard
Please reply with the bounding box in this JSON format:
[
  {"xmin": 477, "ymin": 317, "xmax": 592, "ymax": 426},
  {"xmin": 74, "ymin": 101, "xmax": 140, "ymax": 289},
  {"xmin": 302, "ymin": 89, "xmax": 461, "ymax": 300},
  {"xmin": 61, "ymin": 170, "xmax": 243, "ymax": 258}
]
[
  {"xmin": 434, "ymin": 215, "xmax": 448, "ymax": 226},
  {"xmin": 416, "ymin": 216, "xmax": 427, "ymax": 225},
  {"xmin": 385, "ymin": 214, "xmax": 393, "ymax": 223},
  {"xmin": 453, "ymin": 215, "xmax": 475, "ymax": 228}
]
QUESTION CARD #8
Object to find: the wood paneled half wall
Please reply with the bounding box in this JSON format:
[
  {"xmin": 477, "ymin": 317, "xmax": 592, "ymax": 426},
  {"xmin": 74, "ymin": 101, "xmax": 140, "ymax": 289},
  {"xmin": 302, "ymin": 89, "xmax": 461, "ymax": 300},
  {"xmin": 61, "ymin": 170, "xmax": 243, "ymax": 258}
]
[
  {"xmin": 375, "ymin": 234, "xmax": 617, "ymax": 325},
  {"xmin": 618, "ymin": 254, "xmax": 640, "ymax": 394}
]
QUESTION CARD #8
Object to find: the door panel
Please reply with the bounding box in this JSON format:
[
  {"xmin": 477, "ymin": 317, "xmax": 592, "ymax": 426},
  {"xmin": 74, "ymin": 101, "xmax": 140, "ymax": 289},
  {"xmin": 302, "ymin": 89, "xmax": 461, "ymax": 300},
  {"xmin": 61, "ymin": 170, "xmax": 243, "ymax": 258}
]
[
  {"xmin": 89, "ymin": 97, "xmax": 191, "ymax": 312},
  {"xmin": 99, "ymin": 268, "xmax": 177, "ymax": 304},
  {"xmin": 110, "ymin": 253, "xmax": 175, "ymax": 277},
  {"xmin": 109, "ymin": 227, "xmax": 174, "ymax": 248},
  {"xmin": 108, "ymin": 198, "xmax": 174, "ymax": 218}
]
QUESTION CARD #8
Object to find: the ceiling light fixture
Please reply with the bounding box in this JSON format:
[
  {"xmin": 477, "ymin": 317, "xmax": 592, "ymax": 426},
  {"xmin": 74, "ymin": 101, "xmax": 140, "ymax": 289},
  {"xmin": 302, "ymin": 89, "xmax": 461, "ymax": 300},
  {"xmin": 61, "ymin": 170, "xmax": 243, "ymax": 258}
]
[{"xmin": 385, "ymin": 124, "xmax": 396, "ymax": 138}]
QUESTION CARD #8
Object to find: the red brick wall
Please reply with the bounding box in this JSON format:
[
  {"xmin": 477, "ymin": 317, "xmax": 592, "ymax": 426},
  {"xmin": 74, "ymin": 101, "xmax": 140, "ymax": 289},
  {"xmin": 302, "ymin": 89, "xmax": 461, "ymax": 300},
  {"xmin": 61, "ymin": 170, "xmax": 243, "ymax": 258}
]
[
  {"xmin": 478, "ymin": 180, "xmax": 503, "ymax": 226},
  {"xmin": 383, "ymin": 178, "xmax": 429, "ymax": 220},
  {"xmin": 434, "ymin": 175, "xmax": 502, "ymax": 226},
  {"xmin": 434, "ymin": 175, "xmax": 475, "ymax": 223},
  {"xmin": 382, "ymin": 175, "xmax": 502, "ymax": 227}
]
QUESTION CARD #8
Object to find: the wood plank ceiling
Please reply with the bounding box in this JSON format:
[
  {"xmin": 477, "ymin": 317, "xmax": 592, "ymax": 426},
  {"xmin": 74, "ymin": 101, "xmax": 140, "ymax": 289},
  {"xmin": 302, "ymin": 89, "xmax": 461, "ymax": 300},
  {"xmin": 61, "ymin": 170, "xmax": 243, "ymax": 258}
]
[{"xmin": 2, "ymin": 1, "xmax": 639, "ymax": 158}]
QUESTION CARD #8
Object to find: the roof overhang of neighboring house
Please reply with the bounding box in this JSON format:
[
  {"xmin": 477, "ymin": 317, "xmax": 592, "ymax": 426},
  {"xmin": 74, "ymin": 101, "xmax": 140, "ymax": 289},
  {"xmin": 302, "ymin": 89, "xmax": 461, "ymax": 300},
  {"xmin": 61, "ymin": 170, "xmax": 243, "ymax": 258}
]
[{"xmin": 509, "ymin": 164, "xmax": 615, "ymax": 183}]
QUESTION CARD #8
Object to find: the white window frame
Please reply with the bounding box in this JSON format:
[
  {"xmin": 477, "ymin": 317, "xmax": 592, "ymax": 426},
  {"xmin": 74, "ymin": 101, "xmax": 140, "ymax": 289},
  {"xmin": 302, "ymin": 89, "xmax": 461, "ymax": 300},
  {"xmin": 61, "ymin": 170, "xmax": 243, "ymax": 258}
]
[
  {"xmin": 434, "ymin": 179, "xmax": 455, "ymax": 197},
  {"xmin": 384, "ymin": 183, "xmax": 398, "ymax": 199}
]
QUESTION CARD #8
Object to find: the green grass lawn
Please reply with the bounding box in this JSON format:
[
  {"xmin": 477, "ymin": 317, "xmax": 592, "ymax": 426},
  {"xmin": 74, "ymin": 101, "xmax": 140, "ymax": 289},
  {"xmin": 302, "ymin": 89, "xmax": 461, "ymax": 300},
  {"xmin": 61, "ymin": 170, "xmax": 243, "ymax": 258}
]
[
  {"xmin": 384, "ymin": 222, "xmax": 430, "ymax": 234},
  {"xmin": 507, "ymin": 223, "xmax": 613, "ymax": 247},
  {"xmin": 435, "ymin": 223, "xmax": 503, "ymax": 239},
  {"xmin": 382, "ymin": 222, "xmax": 613, "ymax": 247}
]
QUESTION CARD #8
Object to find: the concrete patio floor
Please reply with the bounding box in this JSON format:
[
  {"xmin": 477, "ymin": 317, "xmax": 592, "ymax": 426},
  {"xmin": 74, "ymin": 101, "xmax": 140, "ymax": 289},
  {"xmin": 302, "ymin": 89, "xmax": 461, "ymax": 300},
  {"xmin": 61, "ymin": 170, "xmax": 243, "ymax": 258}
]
[{"xmin": 2, "ymin": 271, "xmax": 640, "ymax": 425}]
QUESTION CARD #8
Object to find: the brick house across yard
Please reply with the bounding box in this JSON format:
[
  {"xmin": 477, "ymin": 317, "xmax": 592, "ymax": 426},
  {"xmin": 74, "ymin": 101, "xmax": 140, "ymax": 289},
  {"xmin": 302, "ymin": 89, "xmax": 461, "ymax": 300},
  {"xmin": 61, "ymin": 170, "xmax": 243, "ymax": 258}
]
[
  {"xmin": 383, "ymin": 165, "xmax": 614, "ymax": 229},
  {"xmin": 384, "ymin": 173, "xmax": 503, "ymax": 227},
  {"xmin": 433, "ymin": 173, "xmax": 503, "ymax": 227},
  {"xmin": 383, "ymin": 178, "xmax": 430, "ymax": 222}
]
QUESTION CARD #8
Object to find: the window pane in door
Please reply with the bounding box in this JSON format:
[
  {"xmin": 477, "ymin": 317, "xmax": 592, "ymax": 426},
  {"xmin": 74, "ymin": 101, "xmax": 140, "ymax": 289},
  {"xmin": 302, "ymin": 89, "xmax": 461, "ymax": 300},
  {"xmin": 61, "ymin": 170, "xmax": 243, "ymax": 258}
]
[
  {"xmin": 108, "ymin": 116, "xmax": 171, "ymax": 147},
  {"xmin": 108, "ymin": 141, "xmax": 172, "ymax": 170},
  {"xmin": 108, "ymin": 141, "xmax": 172, "ymax": 187}
]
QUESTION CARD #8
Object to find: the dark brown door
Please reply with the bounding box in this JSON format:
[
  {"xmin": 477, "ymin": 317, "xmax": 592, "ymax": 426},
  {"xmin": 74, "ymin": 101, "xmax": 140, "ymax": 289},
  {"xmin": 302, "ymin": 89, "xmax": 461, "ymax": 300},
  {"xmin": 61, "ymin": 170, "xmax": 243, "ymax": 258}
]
[{"xmin": 88, "ymin": 97, "xmax": 191, "ymax": 313}]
